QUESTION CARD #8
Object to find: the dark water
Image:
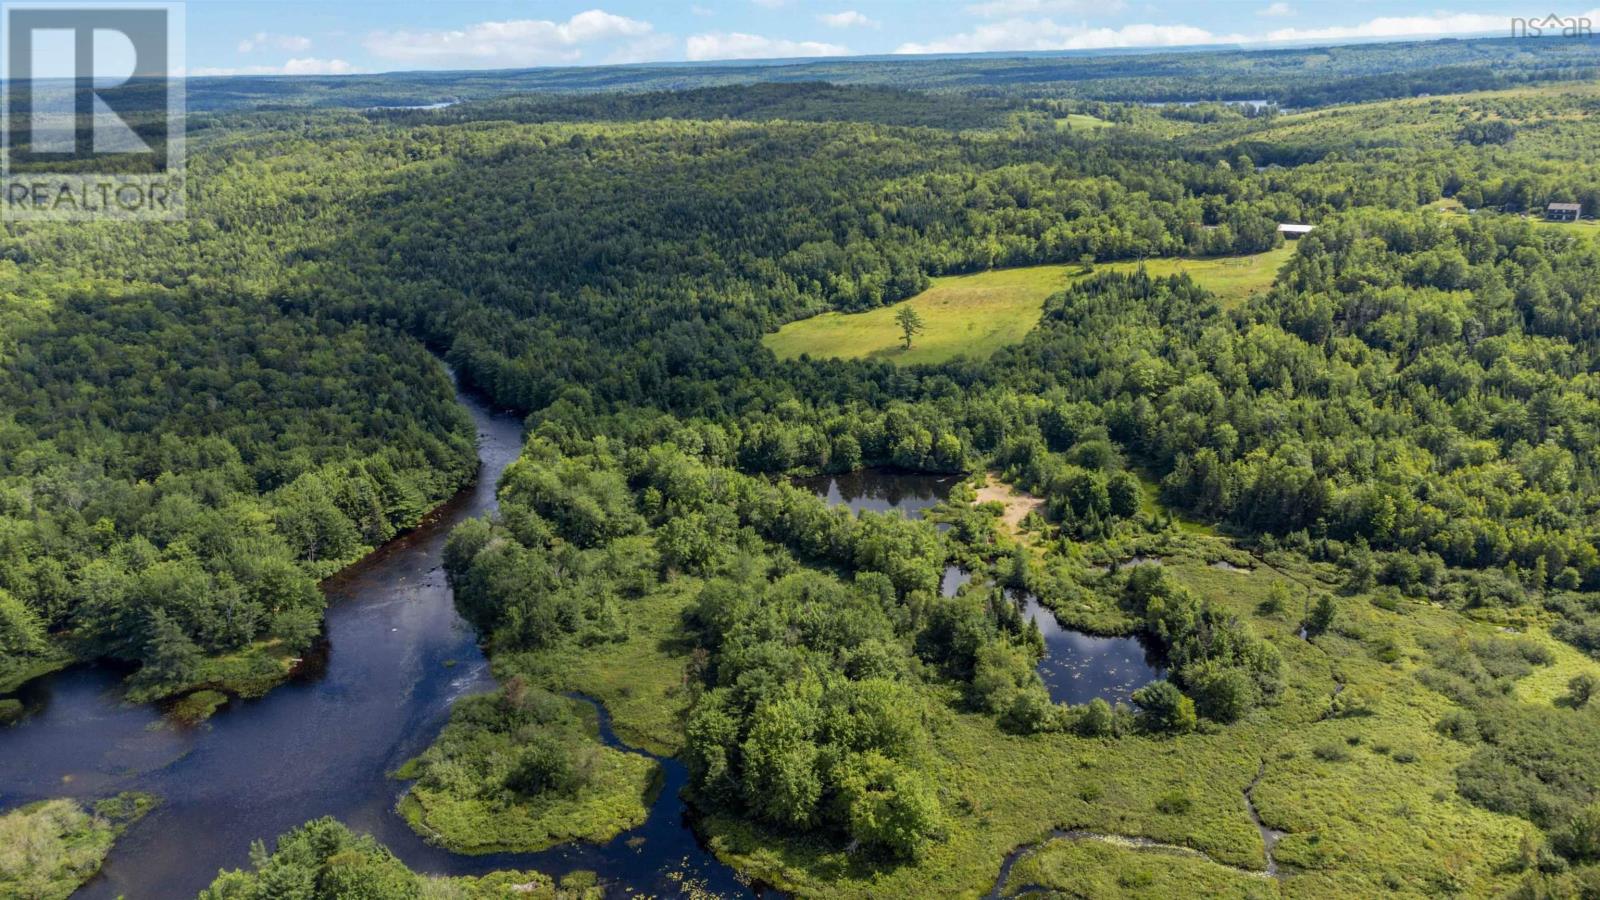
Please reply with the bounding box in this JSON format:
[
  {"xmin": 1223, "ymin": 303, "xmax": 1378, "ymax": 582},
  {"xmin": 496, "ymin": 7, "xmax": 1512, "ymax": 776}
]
[
  {"xmin": 1016, "ymin": 591, "xmax": 1163, "ymax": 706},
  {"xmin": 794, "ymin": 469, "xmax": 957, "ymax": 520},
  {"xmin": 802, "ymin": 469, "xmax": 1163, "ymax": 707},
  {"xmin": 0, "ymin": 384, "xmax": 753, "ymax": 899}
]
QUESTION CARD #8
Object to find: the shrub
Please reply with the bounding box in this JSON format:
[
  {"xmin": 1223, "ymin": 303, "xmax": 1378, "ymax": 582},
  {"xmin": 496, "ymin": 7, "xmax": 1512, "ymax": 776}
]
[
  {"xmin": 1132, "ymin": 682, "xmax": 1196, "ymax": 734},
  {"xmin": 1155, "ymin": 790, "xmax": 1193, "ymax": 814},
  {"xmin": 1312, "ymin": 743, "xmax": 1351, "ymax": 763},
  {"xmin": 1304, "ymin": 594, "xmax": 1337, "ymax": 636},
  {"xmin": 1437, "ymin": 709, "xmax": 1480, "ymax": 743},
  {"xmin": 1568, "ymin": 674, "xmax": 1596, "ymax": 708},
  {"xmin": 1556, "ymin": 803, "xmax": 1600, "ymax": 863},
  {"xmin": 1077, "ymin": 698, "xmax": 1114, "ymax": 737},
  {"xmin": 506, "ymin": 733, "xmax": 584, "ymax": 797},
  {"xmin": 1187, "ymin": 662, "xmax": 1256, "ymax": 723}
]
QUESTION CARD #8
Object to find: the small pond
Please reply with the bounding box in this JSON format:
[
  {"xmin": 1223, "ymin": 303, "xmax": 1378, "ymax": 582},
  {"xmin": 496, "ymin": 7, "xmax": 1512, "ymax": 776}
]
[
  {"xmin": 1014, "ymin": 591, "xmax": 1164, "ymax": 707},
  {"xmin": 807, "ymin": 470, "xmax": 1165, "ymax": 707},
  {"xmin": 794, "ymin": 469, "xmax": 958, "ymax": 520}
]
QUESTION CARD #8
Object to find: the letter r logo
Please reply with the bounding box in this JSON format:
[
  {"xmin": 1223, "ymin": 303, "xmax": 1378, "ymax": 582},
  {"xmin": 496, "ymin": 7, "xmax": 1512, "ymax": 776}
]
[
  {"xmin": 2, "ymin": 3, "xmax": 185, "ymax": 222},
  {"xmin": 4, "ymin": 4, "xmax": 179, "ymax": 167}
]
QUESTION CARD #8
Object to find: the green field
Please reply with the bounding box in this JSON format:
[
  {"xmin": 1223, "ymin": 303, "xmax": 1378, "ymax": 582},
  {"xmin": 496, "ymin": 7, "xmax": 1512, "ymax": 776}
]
[
  {"xmin": 764, "ymin": 247, "xmax": 1293, "ymax": 366},
  {"xmin": 1057, "ymin": 113, "xmax": 1114, "ymax": 132}
]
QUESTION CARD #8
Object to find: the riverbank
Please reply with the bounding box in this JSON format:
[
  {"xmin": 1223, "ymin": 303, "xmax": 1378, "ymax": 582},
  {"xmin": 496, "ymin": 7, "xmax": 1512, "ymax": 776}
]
[{"xmin": 0, "ymin": 377, "xmax": 527, "ymax": 898}]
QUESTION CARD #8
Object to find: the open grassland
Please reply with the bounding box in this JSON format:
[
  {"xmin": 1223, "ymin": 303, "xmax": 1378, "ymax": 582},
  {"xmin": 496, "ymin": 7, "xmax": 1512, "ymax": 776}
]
[
  {"xmin": 1056, "ymin": 113, "xmax": 1114, "ymax": 133},
  {"xmin": 764, "ymin": 247, "xmax": 1292, "ymax": 366},
  {"xmin": 1001, "ymin": 836, "xmax": 1275, "ymax": 898}
]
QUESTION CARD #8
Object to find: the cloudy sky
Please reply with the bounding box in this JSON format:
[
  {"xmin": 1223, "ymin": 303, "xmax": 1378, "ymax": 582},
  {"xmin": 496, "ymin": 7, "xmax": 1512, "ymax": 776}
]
[{"xmin": 181, "ymin": 1, "xmax": 1599, "ymax": 76}]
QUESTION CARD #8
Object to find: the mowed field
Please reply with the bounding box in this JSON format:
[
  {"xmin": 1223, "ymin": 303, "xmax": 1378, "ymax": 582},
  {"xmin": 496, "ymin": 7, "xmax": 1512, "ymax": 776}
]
[
  {"xmin": 1056, "ymin": 113, "xmax": 1114, "ymax": 132},
  {"xmin": 764, "ymin": 245, "xmax": 1294, "ymax": 366}
]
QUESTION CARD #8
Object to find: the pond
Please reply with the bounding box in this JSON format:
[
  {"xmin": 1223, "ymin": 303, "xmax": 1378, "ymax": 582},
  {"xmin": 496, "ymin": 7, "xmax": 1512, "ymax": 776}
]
[
  {"xmin": 794, "ymin": 469, "xmax": 958, "ymax": 520},
  {"xmin": 0, "ymin": 378, "xmax": 755, "ymax": 899},
  {"xmin": 805, "ymin": 469, "xmax": 1164, "ymax": 708},
  {"xmin": 1014, "ymin": 591, "xmax": 1164, "ymax": 707}
]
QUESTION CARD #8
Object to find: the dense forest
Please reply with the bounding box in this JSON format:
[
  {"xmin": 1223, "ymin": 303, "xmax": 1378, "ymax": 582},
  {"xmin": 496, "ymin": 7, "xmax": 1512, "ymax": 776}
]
[{"xmin": 9, "ymin": 33, "xmax": 1600, "ymax": 900}]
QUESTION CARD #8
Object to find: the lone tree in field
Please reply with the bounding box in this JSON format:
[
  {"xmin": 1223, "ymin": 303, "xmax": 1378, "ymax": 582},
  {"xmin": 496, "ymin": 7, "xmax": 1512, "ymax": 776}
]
[{"xmin": 895, "ymin": 306, "xmax": 926, "ymax": 350}]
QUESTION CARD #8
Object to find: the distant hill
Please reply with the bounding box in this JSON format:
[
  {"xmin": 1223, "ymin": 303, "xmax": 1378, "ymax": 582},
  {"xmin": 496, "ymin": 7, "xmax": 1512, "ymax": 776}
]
[{"xmin": 168, "ymin": 34, "xmax": 1600, "ymax": 113}]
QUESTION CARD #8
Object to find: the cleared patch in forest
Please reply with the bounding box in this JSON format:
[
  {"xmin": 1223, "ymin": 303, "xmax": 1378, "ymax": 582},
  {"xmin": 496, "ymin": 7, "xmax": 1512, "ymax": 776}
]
[
  {"xmin": 1056, "ymin": 113, "xmax": 1114, "ymax": 133},
  {"xmin": 974, "ymin": 473, "xmax": 1045, "ymax": 540},
  {"xmin": 764, "ymin": 247, "xmax": 1293, "ymax": 366}
]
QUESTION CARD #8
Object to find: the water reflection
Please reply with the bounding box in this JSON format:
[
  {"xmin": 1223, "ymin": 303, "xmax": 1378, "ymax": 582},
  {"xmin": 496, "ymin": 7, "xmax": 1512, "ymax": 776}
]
[
  {"xmin": 794, "ymin": 469, "xmax": 957, "ymax": 519},
  {"xmin": 1015, "ymin": 591, "xmax": 1163, "ymax": 706},
  {"xmin": 0, "ymin": 382, "xmax": 756, "ymax": 899},
  {"xmin": 803, "ymin": 469, "xmax": 1165, "ymax": 708}
]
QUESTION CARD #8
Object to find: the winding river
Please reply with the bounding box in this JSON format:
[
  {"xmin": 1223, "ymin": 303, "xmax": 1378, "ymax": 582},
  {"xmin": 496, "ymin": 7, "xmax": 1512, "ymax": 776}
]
[{"xmin": 0, "ymin": 382, "xmax": 753, "ymax": 899}]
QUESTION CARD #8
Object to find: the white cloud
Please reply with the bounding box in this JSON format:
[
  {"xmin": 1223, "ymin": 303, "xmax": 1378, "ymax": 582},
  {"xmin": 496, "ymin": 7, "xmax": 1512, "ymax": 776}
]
[
  {"xmin": 1261, "ymin": 11, "xmax": 1559, "ymax": 42},
  {"xmin": 686, "ymin": 32, "xmax": 848, "ymax": 60},
  {"xmin": 691, "ymin": 4, "xmax": 715, "ymax": 15},
  {"xmin": 191, "ymin": 57, "xmax": 356, "ymax": 77},
  {"xmin": 898, "ymin": 20, "xmax": 1238, "ymax": 54},
  {"xmin": 965, "ymin": 0, "xmax": 1120, "ymax": 17},
  {"xmin": 364, "ymin": 9, "xmax": 655, "ymax": 67},
  {"xmin": 237, "ymin": 32, "xmax": 312, "ymax": 54},
  {"xmin": 606, "ymin": 33, "xmax": 680, "ymax": 64},
  {"xmin": 818, "ymin": 10, "xmax": 879, "ymax": 28},
  {"xmin": 1257, "ymin": 2, "xmax": 1293, "ymax": 17},
  {"xmin": 897, "ymin": 8, "xmax": 1600, "ymax": 55}
]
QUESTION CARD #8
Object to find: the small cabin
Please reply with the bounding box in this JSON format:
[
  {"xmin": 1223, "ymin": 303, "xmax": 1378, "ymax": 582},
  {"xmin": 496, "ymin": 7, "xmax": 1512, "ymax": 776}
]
[
  {"xmin": 1546, "ymin": 202, "xmax": 1582, "ymax": 222},
  {"xmin": 1277, "ymin": 223, "xmax": 1314, "ymax": 239}
]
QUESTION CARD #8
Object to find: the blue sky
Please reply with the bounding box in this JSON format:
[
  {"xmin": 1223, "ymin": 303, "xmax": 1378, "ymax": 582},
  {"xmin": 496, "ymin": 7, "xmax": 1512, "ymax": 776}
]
[{"xmin": 181, "ymin": 2, "xmax": 1600, "ymax": 76}]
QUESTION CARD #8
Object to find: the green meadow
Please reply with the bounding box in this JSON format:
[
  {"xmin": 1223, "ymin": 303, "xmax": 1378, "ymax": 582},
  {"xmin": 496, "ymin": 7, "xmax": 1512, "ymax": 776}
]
[
  {"xmin": 763, "ymin": 246, "xmax": 1293, "ymax": 366},
  {"xmin": 1057, "ymin": 113, "xmax": 1115, "ymax": 132}
]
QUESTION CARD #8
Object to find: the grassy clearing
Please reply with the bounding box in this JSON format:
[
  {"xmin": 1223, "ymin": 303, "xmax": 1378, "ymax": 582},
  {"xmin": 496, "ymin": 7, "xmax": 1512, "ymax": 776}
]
[
  {"xmin": 764, "ymin": 247, "xmax": 1292, "ymax": 366},
  {"xmin": 1056, "ymin": 113, "xmax": 1114, "ymax": 133},
  {"xmin": 1134, "ymin": 471, "xmax": 1216, "ymax": 536},
  {"xmin": 1531, "ymin": 215, "xmax": 1600, "ymax": 238},
  {"xmin": 974, "ymin": 474, "xmax": 1045, "ymax": 541},
  {"xmin": 1002, "ymin": 836, "xmax": 1277, "ymax": 898},
  {"xmin": 398, "ymin": 748, "xmax": 658, "ymax": 855},
  {"xmin": 0, "ymin": 793, "xmax": 156, "ymax": 900},
  {"xmin": 1512, "ymin": 629, "xmax": 1600, "ymax": 706}
]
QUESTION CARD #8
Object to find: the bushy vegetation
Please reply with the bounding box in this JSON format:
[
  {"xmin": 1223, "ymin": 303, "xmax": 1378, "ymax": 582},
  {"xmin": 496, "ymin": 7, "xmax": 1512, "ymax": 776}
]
[
  {"xmin": 0, "ymin": 793, "xmax": 154, "ymax": 900},
  {"xmin": 395, "ymin": 681, "xmax": 658, "ymax": 853},
  {"xmin": 200, "ymin": 818, "xmax": 585, "ymax": 899}
]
